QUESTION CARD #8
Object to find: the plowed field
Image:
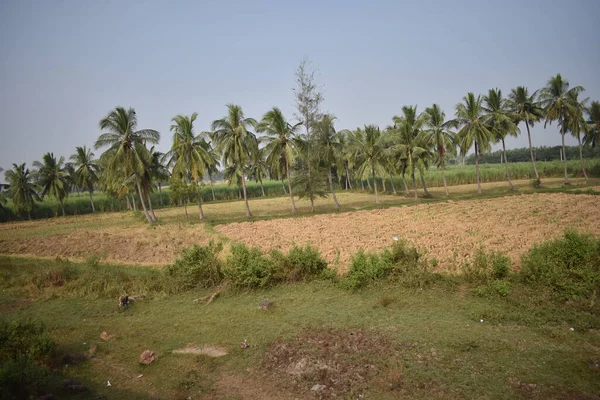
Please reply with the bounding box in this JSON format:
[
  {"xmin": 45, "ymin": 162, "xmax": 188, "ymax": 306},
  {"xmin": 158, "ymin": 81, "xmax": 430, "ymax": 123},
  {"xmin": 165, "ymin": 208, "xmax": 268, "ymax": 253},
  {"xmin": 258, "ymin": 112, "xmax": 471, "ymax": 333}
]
[{"xmin": 216, "ymin": 193, "xmax": 600, "ymax": 271}]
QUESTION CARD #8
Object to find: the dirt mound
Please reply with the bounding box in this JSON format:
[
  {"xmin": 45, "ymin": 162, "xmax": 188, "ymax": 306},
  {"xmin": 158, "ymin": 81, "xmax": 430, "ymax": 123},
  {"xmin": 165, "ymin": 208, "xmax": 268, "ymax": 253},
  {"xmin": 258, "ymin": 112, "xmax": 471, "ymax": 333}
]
[
  {"xmin": 172, "ymin": 344, "xmax": 228, "ymax": 357},
  {"xmin": 264, "ymin": 328, "xmax": 414, "ymax": 398}
]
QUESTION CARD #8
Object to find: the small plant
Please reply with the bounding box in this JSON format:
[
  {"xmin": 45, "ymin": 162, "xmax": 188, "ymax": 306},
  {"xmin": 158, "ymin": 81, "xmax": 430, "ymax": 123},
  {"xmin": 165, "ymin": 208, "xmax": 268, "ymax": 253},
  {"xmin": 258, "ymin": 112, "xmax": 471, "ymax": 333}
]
[
  {"xmin": 167, "ymin": 241, "xmax": 224, "ymax": 289},
  {"xmin": 271, "ymin": 244, "xmax": 328, "ymax": 282},
  {"xmin": 224, "ymin": 243, "xmax": 276, "ymax": 289},
  {"xmin": 463, "ymin": 248, "xmax": 511, "ymax": 283}
]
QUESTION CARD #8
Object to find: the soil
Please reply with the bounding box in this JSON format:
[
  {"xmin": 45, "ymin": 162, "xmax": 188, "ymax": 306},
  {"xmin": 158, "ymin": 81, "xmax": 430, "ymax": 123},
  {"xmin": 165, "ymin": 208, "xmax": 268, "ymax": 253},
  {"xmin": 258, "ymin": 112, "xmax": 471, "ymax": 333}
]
[
  {"xmin": 216, "ymin": 193, "xmax": 600, "ymax": 272},
  {"xmin": 172, "ymin": 344, "xmax": 228, "ymax": 357}
]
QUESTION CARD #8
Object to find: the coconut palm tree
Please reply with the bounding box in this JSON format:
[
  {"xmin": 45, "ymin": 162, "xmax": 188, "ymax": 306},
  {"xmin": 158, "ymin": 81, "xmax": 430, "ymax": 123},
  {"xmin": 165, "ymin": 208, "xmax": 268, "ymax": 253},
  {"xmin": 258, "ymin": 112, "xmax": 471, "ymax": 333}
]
[
  {"xmin": 564, "ymin": 92, "xmax": 590, "ymax": 182},
  {"xmin": 166, "ymin": 113, "xmax": 213, "ymax": 220},
  {"xmin": 392, "ymin": 106, "xmax": 430, "ymax": 200},
  {"xmin": 508, "ymin": 86, "xmax": 544, "ymax": 183},
  {"xmin": 538, "ymin": 74, "xmax": 585, "ymax": 184},
  {"xmin": 585, "ymin": 101, "xmax": 600, "ymax": 148},
  {"xmin": 95, "ymin": 107, "xmax": 160, "ymax": 223},
  {"xmin": 455, "ymin": 93, "xmax": 493, "ymax": 194},
  {"xmin": 69, "ymin": 146, "xmax": 99, "ymax": 212},
  {"xmin": 4, "ymin": 163, "xmax": 40, "ymax": 219},
  {"xmin": 258, "ymin": 107, "xmax": 301, "ymax": 213},
  {"xmin": 148, "ymin": 147, "xmax": 169, "ymax": 206},
  {"xmin": 423, "ymin": 104, "xmax": 457, "ymax": 196},
  {"xmin": 312, "ymin": 114, "xmax": 344, "ymax": 209},
  {"xmin": 212, "ymin": 104, "xmax": 258, "ymax": 218},
  {"xmin": 353, "ymin": 125, "xmax": 388, "ymax": 204},
  {"xmin": 483, "ymin": 88, "xmax": 520, "ymax": 189},
  {"xmin": 33, "ymin": 153, "xmax": 71, "ymax": 216}
]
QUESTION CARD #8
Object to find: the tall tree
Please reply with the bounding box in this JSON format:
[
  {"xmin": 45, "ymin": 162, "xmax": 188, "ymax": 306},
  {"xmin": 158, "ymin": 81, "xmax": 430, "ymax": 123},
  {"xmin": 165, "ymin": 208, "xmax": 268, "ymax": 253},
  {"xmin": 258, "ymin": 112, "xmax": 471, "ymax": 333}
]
[
  {"xmin": 95, "ymin": 107, "xmax": 160, "ymax": 223},
  {"xmin": 4, "ymin": 163, "xmax": 40, "ymax": 219},
  {"xmin": 585, "ymin": 101, "xmax": 600, "ymax": 148},
  {"xmin": 167, "ymin": 113, "xmax": 213, "ymax": 220},
  {"xmin": 564, "ymin": 92, "xmax": 590, "ymax": 182},
  {"xmin": 33, "ymin": 152, "xmax": 70, "ymax": 216},
  {"xmin": 313, "ymin": 114, "xmax": 343, "ymax": 209},
  {"xmin": 293, "ymin": 58, "xmax": 324, "ymax": 137},
  {"xmin": 538, "ymin": 74, "xmax": 585, "ymax": 185},
  {"xmin": 69, "ymin": 146, "xmax": 99, "ymax": 212},
  {"xmin": 212, "ymin": 104, "xmax": 258, "ymax": 218},
  {"xmin": 258, "ymin": 107, "xmax": 301, "ymax": 213},
  {"xmin": 248, "ymin": 146, "xmax": 268, "ymax": 197},
  {"xmin": 392, "ymin": 106, "xmax": 429, "ymax": 200},
  {"xmin": 508, "ymin": 86, "xmax": 544, "ymax": 183},
  {"xmin": 483, "ymin": 88, "xmax": 520, "ymax": 189},
  {"xmin": 148, "ymin": 147, "xmax": 169, "ymax": 206},
  {"xmin": 455, "ymin": 93, "xmax": 493, "ymax": 194},
  {"xmin": 423, "ymin": 104, "xmax": 457, "ymax": 196},
  {"xmin": 353, "ymin": 125, "xmax": 388, "ymax": 204},
  {"xmin": 291, "ymin": 136, "xmax": 328, "ymax": 212}
]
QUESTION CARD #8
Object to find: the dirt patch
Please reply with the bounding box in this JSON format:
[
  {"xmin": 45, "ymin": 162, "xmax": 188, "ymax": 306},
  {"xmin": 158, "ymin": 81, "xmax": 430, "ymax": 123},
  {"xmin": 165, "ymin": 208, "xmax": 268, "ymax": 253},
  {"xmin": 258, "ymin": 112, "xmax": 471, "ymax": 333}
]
[
  {"xmin": 216, "ymin": 193, "xmax": 600, "ymax": 272},
  {"xmin": 172, "ymin": 344, "xmax": 228, "ymax": 357},
  {"xmin": 264, "ymin": 328, "xmax": 416, "ymax": 398}
]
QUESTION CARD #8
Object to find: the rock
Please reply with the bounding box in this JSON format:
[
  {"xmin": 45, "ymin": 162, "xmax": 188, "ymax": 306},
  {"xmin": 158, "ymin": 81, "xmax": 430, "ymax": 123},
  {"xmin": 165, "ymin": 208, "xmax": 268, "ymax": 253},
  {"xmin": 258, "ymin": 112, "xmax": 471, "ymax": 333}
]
[
  {"xmin": 139, "ymin": 350, "xmax": 156, "ymax": 365},
  {"xmin": 119, "ymin": 295, "xmax": 129, "ymax": 308},
  {"xmin": 100, "ymin": 331, "xmax": 110, "ymax": 341},
  {"xmin": 259, "ymin": 299, "xmax": 274, "ymax": 310},
  {"xmin": 63, "ymin": 379, "xmax": 86, "ymax": 391},
  {"xmin": 311, "ymin": 384, "xmax": 326, "ymax": 391},
  {"xmin": 88, "ymin": 343, "xmax": 98, "ymax": 357}
]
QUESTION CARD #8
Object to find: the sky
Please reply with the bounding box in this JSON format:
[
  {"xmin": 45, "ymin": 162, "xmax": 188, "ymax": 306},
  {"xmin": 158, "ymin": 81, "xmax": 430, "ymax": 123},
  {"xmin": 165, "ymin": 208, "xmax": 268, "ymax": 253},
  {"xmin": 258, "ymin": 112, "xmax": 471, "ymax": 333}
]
[{"xmin": 1, "ymin": 0, "xmax": 599, "ymax": 180}]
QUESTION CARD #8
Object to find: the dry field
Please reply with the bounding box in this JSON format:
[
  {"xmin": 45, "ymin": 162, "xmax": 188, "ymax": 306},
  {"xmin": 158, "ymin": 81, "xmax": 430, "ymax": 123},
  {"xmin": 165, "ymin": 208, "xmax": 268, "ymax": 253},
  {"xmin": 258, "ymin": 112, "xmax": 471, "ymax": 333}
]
[
  {"xmin": 217, "ymin": 193, "xmax": 600, "ymax": 272},
  {"xmin": 0, "ymin": 178, "xmax": 598, "ymax": 271}
]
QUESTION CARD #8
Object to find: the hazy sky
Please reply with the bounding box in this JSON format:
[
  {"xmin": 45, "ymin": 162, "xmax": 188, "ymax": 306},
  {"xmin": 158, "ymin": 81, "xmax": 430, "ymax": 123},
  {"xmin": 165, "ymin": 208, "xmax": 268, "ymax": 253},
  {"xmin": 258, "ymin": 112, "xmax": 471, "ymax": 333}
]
[{"xmin": 1, "ymin": 0, "xmax": 599, "ymax": 179}]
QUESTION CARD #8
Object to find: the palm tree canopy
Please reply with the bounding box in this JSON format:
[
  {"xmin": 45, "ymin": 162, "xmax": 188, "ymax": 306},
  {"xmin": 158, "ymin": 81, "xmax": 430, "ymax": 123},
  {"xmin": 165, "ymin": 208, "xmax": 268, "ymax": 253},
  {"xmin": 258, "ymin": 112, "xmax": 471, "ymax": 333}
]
[
  {"xmin": 538, "ymin": 74, "xmax": 585, "ymax": 130},
  {"xmin": 482, "ymin": 88, "xmax": 520, "ymax": 141},
  {"xmin": 4, "ymin": 163, "xmax": 41, "ymax": 214},
  {"xmin": 353, "ymin": 124, "xmax": 389, "ymax": 178},
  {"xmin": 312, "ymin": 114, "xmax": 342, "ymax": 167},
  {"xmin": 508, "ymin": 86, "xmax": 544, "ymax": 127},
  {"xmin": 69, "ymin": 145, "xmax": 99, "ymax": 193},
  {"xmin": 33, "ymin": 152, "xmax": 70, "ymax": 201},
  {"xmin": 455, "ymin": 93, "xmax": 493, "ymax": 155},
  {"xmin": 212, "ymin": 104, "xmax": 258, "ymax": 168},
  {"xmin": 95, "ymin": 106, "xmax": 160, "ymax": 178},
  {"xmin": 423, "ymin": 104, "xmax": 457, "ymax": 163},
  {"xmin": 258, "ymin": 107, "xmax": 301, "ymax": 173},
  {"xmin": 585, "ymin": 101, "xmax": 600, "ymax": 147},
  {"xmin": 166, "ymin": 113, "xmax": 212, "ymax": 183}
]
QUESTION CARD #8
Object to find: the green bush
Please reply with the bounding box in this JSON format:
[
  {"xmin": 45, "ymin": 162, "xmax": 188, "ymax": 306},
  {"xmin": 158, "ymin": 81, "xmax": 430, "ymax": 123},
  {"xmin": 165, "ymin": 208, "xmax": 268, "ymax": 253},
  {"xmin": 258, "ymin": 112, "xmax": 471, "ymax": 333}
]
[
  {"xmin": 520, "ymin": 231, "xmax": 600, "ymax": 301},
  {"xmin": 342, "ymin": 241, "xmax": 432, "ymax": 290},
  {"xmin": 463, "ymin": 248, "xmax": 511, "ymax": 283},
  {"xmin": 271, "ymin": 244, "xmax": 328, "ymax": 282},
  {"xmin": 167, "ymin": 241, "xmax": 224, "ymax": 289},
  {"xmin": 474, "ymin": 279, "xmax": 511, "ymax": 298},
  {"xmin": 0, "ymin": 319, "xmax": 55, "ymax": 399},
  {"xmin": 224, "ymin": 243, "xmax": 276, "ymax": 289}
]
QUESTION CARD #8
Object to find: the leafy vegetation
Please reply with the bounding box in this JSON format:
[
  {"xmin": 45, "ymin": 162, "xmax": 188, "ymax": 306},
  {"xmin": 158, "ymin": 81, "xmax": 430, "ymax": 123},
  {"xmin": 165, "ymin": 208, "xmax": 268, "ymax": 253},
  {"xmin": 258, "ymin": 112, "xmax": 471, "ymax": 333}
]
[{"xmin": 167, "ymin": 242, "xmax": 224, "ymax": 289}]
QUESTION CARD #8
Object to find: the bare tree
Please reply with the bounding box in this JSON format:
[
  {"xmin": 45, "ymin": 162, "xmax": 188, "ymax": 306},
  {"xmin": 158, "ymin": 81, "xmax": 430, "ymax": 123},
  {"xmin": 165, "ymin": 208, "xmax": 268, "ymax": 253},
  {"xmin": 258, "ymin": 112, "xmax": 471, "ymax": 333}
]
[{"xmin": 293, "ymin": 57, "xmax": 325, "ymax": 138}]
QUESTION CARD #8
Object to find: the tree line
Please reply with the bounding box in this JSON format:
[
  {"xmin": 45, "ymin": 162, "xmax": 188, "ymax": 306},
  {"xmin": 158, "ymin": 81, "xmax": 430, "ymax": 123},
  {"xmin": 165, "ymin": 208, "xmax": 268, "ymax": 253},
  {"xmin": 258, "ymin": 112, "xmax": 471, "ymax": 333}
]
[{"xmin": 2, "ymin": 62, "xmax": 599, "ymax": 222}]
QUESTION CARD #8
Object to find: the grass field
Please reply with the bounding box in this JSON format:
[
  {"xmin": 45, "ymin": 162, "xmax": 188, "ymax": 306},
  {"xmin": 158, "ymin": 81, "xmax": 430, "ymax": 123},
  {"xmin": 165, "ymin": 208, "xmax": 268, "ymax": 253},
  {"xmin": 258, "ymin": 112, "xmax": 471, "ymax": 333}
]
[{"xmin": 1, "ymin": 177, "xmax": 600, "ymax": 399}]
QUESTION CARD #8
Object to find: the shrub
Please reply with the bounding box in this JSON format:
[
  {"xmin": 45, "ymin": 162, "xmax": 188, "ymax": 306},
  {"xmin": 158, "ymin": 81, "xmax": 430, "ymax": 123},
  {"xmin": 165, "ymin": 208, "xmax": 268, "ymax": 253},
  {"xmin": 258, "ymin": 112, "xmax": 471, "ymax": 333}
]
[
  {"xmin": 224, "ymin": 243, "xmax": 276, "ymax": 289},
  {"xmin": 463, "ymin": 248, "xmax": 511, "ymax": 283},
  {"xmin": 342, "ymin": 241, "xmax": 432, "ymax": 290},
  {"xmin": 271, "ymin": 244, "xmax": 328, "ymax": 282},
  {"xmin": 0, "ymin": 319, "xmax": 55, "ymax": 399},
  {"xmin": 474, "ymin": 279, "xmax": 511, "ymax": 298},
  {"xmin": 167, "ymin": 241, "xmax": 224, "ymax": 289},
  {"xmin": 520, "ymin": 231, "xmax": 600, "ymax": 301}
]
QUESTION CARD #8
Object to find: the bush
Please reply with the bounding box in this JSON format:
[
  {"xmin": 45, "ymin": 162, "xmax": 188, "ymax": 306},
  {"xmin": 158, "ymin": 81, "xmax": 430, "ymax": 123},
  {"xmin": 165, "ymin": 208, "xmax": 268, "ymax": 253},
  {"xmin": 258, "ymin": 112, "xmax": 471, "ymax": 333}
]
[
  {"xmin": 342, "ymin": 241, "xmax": 432, "ymax": 290},
  {"xmin": 224, "ymin": 243, "xmax": 276, "ymax": 289},
  {"xmin": 167, "ymin": 241, "xmax": 224, "ymax": 289},
  {"xmin": 271, "ymin": 244, "xmax": 328, "ymax": 282},
  {"xmin": 520, "ymin": 231, "xmax": 600, "ymax": 301},
  {"xmin": 474, "ymin": 279, "xmax": 511, "ymax": 298},
  {"xmin": 463, "ymin": 248, "xmax": 511, "ymax": 283},
  {"xmin": 0, "ymin": 319, "xmax": 55, "ymax": 399}
]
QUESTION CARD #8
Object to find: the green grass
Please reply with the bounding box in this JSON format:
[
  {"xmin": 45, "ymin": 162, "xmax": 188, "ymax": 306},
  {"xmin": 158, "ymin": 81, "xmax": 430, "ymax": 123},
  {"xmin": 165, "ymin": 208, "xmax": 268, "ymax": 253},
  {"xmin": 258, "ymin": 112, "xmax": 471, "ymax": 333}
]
[{"xmin": 1, "ymin": 255, "xmax": 599, "ymax": 399}]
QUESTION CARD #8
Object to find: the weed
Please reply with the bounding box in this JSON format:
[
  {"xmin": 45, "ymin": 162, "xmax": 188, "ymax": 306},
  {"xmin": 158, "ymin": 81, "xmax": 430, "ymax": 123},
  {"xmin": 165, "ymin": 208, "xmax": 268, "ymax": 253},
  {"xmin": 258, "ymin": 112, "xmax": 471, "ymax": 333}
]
[
  {"xmin": 224, "ymin": 243, "xmax": 276, "ymax": 289},
  {"xmin": 271, "ymin": 244, "xmax": 328, "ymax": 283},
  {"xmin": 167, "ymin": 240, "xmax": 224, "ymax": 288}
]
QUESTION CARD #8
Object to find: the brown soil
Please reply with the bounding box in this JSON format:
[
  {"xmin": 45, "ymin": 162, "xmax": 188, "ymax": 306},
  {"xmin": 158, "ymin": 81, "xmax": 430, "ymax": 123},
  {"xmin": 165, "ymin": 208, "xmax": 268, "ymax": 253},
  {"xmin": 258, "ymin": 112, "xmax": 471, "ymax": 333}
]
[
  {"xmin": 172, "ymin": 344, "xmax": 228, "ymax": 357},
  {"xmin": 216, "ymin": 193, "xmax": 600, "ymax": 272}
]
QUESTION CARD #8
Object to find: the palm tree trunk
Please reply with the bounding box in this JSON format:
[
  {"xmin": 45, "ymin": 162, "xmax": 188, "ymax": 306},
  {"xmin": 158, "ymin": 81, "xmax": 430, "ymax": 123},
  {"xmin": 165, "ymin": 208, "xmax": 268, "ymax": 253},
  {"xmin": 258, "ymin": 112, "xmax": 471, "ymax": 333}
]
[
  {"xmin": 286, "ymin": 159, "xmax": 296, "ymax": 213},
  {"xmin": 525, "ymin": 121, "xmax": 540, "ymax": 183},
  {"xmin": 27, "ymin": 211, "xmax": 31, "ymax": 221},
  {"xmin": 131, "ymin": 194, "xmax": 137, "ymax": 212},
  {"xmin": 281, "ymin": 178, "xmax": 287, "ymax": 194},
  {"xmin": 135, "ymin": 176, "xmax": 153, "ymax": 223},
  {"xmin": 183, "ymin": 199, "xmax": 189, "ymax": 221},
  {"xmin": 475, "ymin": 142, "xmax": 482, "ymax": 194},
  {"xmin": 401, "ymin": 174, "xmax": 410, "ymax": 195},
  {"xmin": 381, "ymin": 177, "xmax": 387, "ymax": 193},
  {"xmin": 310, "ymin": 195, "xmax": 315, "ymax": 212},
  {"xmin": 389, "ymin": 174, "xmax": 397, "ymax": 195},
  {"xmin": 577, "ymin": 135, "xmax": 588, "ymax": 182},
  {"xmin": 412, "ymin": 171, "xmax": 418, "ymax": 201},
  {"xmin": 328, "ymin": 169, "xmax": 340, "ymax": 209},
  {"xmin": 561, "ymin": 108, "xmax": 570, "ymax": 184},
  {"xmin": 209, "ymin": 173, "xmax": 216, "ymax": 201},
  {"xmin": 372, "ymin": 167, "xmax": 380, "ymax": 204},
  {"xmin": 501, "ymin": 138, "xmax": 514, "ymax": 190},
  {"xmin": 147, "ymin": 193, "xmax": 157, "ymax": 221},
  {"xmin": 419, "ymin": 171, "xmax": 430, "ymax": 197},
  {"xmin": 441, "ymin": 164, "xmax": 449, "ymax": 197},
  {"xmin": 126, "ymin": 195, "xmax": 131, "ymax": 210},
  {"xmin": 88, "ymin": 191, "xmax": 96, "ymax": 212},
  {"xmin": 260, "ymin": 179, "xmax": 266, "ymax": 197},
  {"xmin": 197, "ymin": 184, "xmax": 205, "ymax": 220},
  {"xmin": 360, "ymin": 179, "xmax": 364, "ymax": 190},
  {"xmin": 158, "ymin": 183, "xmax": 163, "ymax": 206},
  {"xmin": 60, "ymin": 201, "xmax": 65, "ymax": 217},
  {"xmin": 366, "ymin": 177, "xmax": 372, "ymax": 191},
  {"xmin": 345, "ymin": 166, "xmax": 353, "ymax": 189},
  {"xmin": 241, "ymin": 174, "xmax": 252, "ymax": 218}
]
